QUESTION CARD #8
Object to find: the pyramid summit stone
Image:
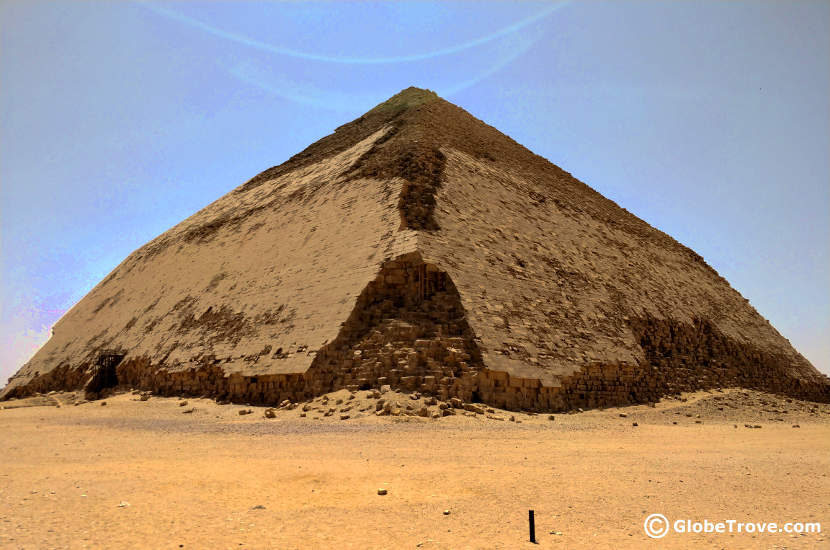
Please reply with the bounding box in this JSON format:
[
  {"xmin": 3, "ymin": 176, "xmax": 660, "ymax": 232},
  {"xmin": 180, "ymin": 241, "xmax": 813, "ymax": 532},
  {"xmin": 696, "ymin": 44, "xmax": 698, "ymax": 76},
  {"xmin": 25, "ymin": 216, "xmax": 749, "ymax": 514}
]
[{"xmin": 3, "ymin": 88, "xmax": 828, "ymax": 408}]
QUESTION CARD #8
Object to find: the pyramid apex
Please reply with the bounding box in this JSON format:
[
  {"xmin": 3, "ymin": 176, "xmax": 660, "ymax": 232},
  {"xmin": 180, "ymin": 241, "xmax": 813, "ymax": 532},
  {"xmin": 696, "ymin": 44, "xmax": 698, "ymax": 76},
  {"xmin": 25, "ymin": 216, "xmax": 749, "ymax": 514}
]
[
  {"xmin": 388, "ymin": 86, "xmax": 440, "ymax": 101},
  {"xmin": 366, "ymin": 87, "xmax": 441, "ymax": 116}
]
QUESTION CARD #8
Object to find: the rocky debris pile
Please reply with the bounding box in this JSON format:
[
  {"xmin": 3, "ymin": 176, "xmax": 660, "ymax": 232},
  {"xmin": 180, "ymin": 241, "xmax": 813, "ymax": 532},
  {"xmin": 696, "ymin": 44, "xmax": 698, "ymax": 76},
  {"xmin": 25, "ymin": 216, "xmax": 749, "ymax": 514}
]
[
  {"xmin": 257, "ymin": 386, "xmax": 512, "ymax": 422},
  {"xmin": 653, "ymin": 389, "xmax": 830, "ymax": 424}
]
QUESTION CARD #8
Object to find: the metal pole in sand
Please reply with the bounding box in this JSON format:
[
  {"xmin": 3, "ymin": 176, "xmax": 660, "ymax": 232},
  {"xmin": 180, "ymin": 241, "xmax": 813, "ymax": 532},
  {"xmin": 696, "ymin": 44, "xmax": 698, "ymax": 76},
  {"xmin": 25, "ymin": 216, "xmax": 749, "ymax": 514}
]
[{"xmin": 529, "ymin": 509, "xmax": 536, "ymax": 543}]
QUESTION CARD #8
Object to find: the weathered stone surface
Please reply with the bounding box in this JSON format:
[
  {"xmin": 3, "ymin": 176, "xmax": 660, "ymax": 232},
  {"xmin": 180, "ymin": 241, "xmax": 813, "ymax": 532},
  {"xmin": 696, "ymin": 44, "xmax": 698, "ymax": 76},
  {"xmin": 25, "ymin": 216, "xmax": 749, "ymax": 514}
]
[{"xmin": 2, "ymin": 87, "xmax": 827, "ymax": 410}]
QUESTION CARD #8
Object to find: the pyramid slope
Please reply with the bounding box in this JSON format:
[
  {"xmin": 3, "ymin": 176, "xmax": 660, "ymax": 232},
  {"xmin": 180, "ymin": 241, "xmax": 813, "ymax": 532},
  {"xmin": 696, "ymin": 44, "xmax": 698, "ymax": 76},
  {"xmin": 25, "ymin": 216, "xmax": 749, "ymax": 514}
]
[
  {"xmin": 420, "ymin": 149, "xmax": 826, "ymax": 407},
  {"xmin": 3, "ymin": 88, "xmax": 828, "ymax": 407}
]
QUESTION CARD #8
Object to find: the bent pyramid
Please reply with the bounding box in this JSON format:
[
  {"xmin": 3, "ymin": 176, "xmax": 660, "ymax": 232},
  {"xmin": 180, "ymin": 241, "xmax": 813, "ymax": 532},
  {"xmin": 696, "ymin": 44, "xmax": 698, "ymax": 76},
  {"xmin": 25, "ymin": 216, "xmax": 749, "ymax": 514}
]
[{"xmin": 3, "ymin": 87, "xmax": 828, "ymax": 409}]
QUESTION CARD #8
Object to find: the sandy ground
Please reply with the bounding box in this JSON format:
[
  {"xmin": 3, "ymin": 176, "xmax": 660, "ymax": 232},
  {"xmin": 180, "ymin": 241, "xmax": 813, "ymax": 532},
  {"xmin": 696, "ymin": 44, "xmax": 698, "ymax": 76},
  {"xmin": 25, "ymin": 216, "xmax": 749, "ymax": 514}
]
[{"xmin": 1, "ymin": 388, "xmax": 828, "ymax": 549}]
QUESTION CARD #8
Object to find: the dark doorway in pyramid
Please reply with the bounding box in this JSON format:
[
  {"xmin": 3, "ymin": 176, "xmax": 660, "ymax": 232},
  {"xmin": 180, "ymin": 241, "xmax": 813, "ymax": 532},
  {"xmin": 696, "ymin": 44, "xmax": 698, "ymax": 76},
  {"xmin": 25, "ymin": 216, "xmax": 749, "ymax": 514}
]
[{"xmin": 85, "ymin": 351, "xmax": 125, "ymax": 397}]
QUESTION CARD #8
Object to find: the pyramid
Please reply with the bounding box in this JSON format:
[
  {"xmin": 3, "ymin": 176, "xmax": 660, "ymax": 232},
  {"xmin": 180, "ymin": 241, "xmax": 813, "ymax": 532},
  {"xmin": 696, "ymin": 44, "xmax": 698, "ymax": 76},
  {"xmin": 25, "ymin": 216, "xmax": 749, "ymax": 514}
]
[{"xmin": 3, "ymin": 87, "xmax": 828, "ymax": 409}]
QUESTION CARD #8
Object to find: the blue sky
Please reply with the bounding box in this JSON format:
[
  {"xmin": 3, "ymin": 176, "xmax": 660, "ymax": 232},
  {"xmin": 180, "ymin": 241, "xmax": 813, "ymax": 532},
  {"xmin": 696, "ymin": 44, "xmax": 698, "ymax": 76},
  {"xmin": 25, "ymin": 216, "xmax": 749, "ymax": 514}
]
[{"xmin": 1, "ymin": 0, "xmax": 828, "ymax": 384}]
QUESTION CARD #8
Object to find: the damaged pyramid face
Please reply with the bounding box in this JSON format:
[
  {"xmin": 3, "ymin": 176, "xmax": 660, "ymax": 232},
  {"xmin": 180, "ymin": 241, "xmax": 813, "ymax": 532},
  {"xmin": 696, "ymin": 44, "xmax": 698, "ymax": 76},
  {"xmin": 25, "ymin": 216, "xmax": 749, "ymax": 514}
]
[{"xmin": 3, "ymin": 87, "xmax": 828, "ymax": 409}]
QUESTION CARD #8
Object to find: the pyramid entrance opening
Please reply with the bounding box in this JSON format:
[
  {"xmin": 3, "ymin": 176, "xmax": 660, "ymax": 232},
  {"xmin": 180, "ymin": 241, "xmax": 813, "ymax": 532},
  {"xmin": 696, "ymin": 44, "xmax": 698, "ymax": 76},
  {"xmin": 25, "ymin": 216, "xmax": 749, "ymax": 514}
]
[{"xmin": 84, "ymin": 351, "xmax": 126, "ymax": 397}]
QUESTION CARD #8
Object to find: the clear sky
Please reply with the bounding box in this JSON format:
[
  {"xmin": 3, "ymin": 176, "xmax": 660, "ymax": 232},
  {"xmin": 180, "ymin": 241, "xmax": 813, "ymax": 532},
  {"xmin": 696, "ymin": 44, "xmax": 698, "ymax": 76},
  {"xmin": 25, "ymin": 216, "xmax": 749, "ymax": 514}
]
[{"xmin": 1, "ymin": 0, "xmax": 828, "ymax": 385}]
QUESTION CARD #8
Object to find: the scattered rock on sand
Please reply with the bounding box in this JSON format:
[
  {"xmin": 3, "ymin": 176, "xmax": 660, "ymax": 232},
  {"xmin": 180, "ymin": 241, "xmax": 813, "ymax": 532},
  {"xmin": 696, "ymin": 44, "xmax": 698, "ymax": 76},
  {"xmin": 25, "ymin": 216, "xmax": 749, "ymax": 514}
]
[
  {"xmin": 377, "ymin": 488, "xmax": 387, "ymax": 495},
  {"xmin": 264, "ymin": 408, "xmax": 276, "ymax": 418},
  {"xmin": 178, "ymin": 401, "xmax": 188, "ymax": 407},
  {"xmin": 464, "ymin": 404, "xmax": 484, "ymax": 414},
  {"xmin": 238, "ymin": 409, "xmax": 253, "ymax": 416}
]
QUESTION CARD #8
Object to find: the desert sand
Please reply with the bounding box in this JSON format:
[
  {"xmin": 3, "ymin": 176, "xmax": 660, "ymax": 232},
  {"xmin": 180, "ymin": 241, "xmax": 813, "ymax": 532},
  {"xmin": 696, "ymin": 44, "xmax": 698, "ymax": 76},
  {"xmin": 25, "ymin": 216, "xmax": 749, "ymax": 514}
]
[{"xmin": 1, "ymin": 388, "xmax": 828, "ymax": 549}]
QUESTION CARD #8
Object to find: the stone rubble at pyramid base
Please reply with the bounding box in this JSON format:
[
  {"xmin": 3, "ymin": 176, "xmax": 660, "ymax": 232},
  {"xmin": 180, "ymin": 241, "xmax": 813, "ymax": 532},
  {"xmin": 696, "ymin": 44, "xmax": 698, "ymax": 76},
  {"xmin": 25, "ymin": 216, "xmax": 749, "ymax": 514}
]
[{"xmin": 6, "ymin": 355, "xmax": 825, "ymax": 412}]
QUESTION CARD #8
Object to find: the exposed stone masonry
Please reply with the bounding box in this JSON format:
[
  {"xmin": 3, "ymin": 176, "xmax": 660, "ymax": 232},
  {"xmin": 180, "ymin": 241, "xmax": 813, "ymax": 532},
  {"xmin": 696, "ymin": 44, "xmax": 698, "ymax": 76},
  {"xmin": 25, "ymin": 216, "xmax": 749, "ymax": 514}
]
[{"xmin": 305, "ymin": 253, "xmax": 483, "ymax": 398}]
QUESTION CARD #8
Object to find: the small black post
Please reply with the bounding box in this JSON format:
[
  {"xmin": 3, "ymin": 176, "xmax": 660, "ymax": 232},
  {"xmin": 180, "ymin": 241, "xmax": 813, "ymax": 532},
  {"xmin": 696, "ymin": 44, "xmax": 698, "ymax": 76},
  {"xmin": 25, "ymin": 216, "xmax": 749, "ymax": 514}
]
[{"xmin": 529, "ymin": 509, "xmax": 536, "ymax": 543}]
